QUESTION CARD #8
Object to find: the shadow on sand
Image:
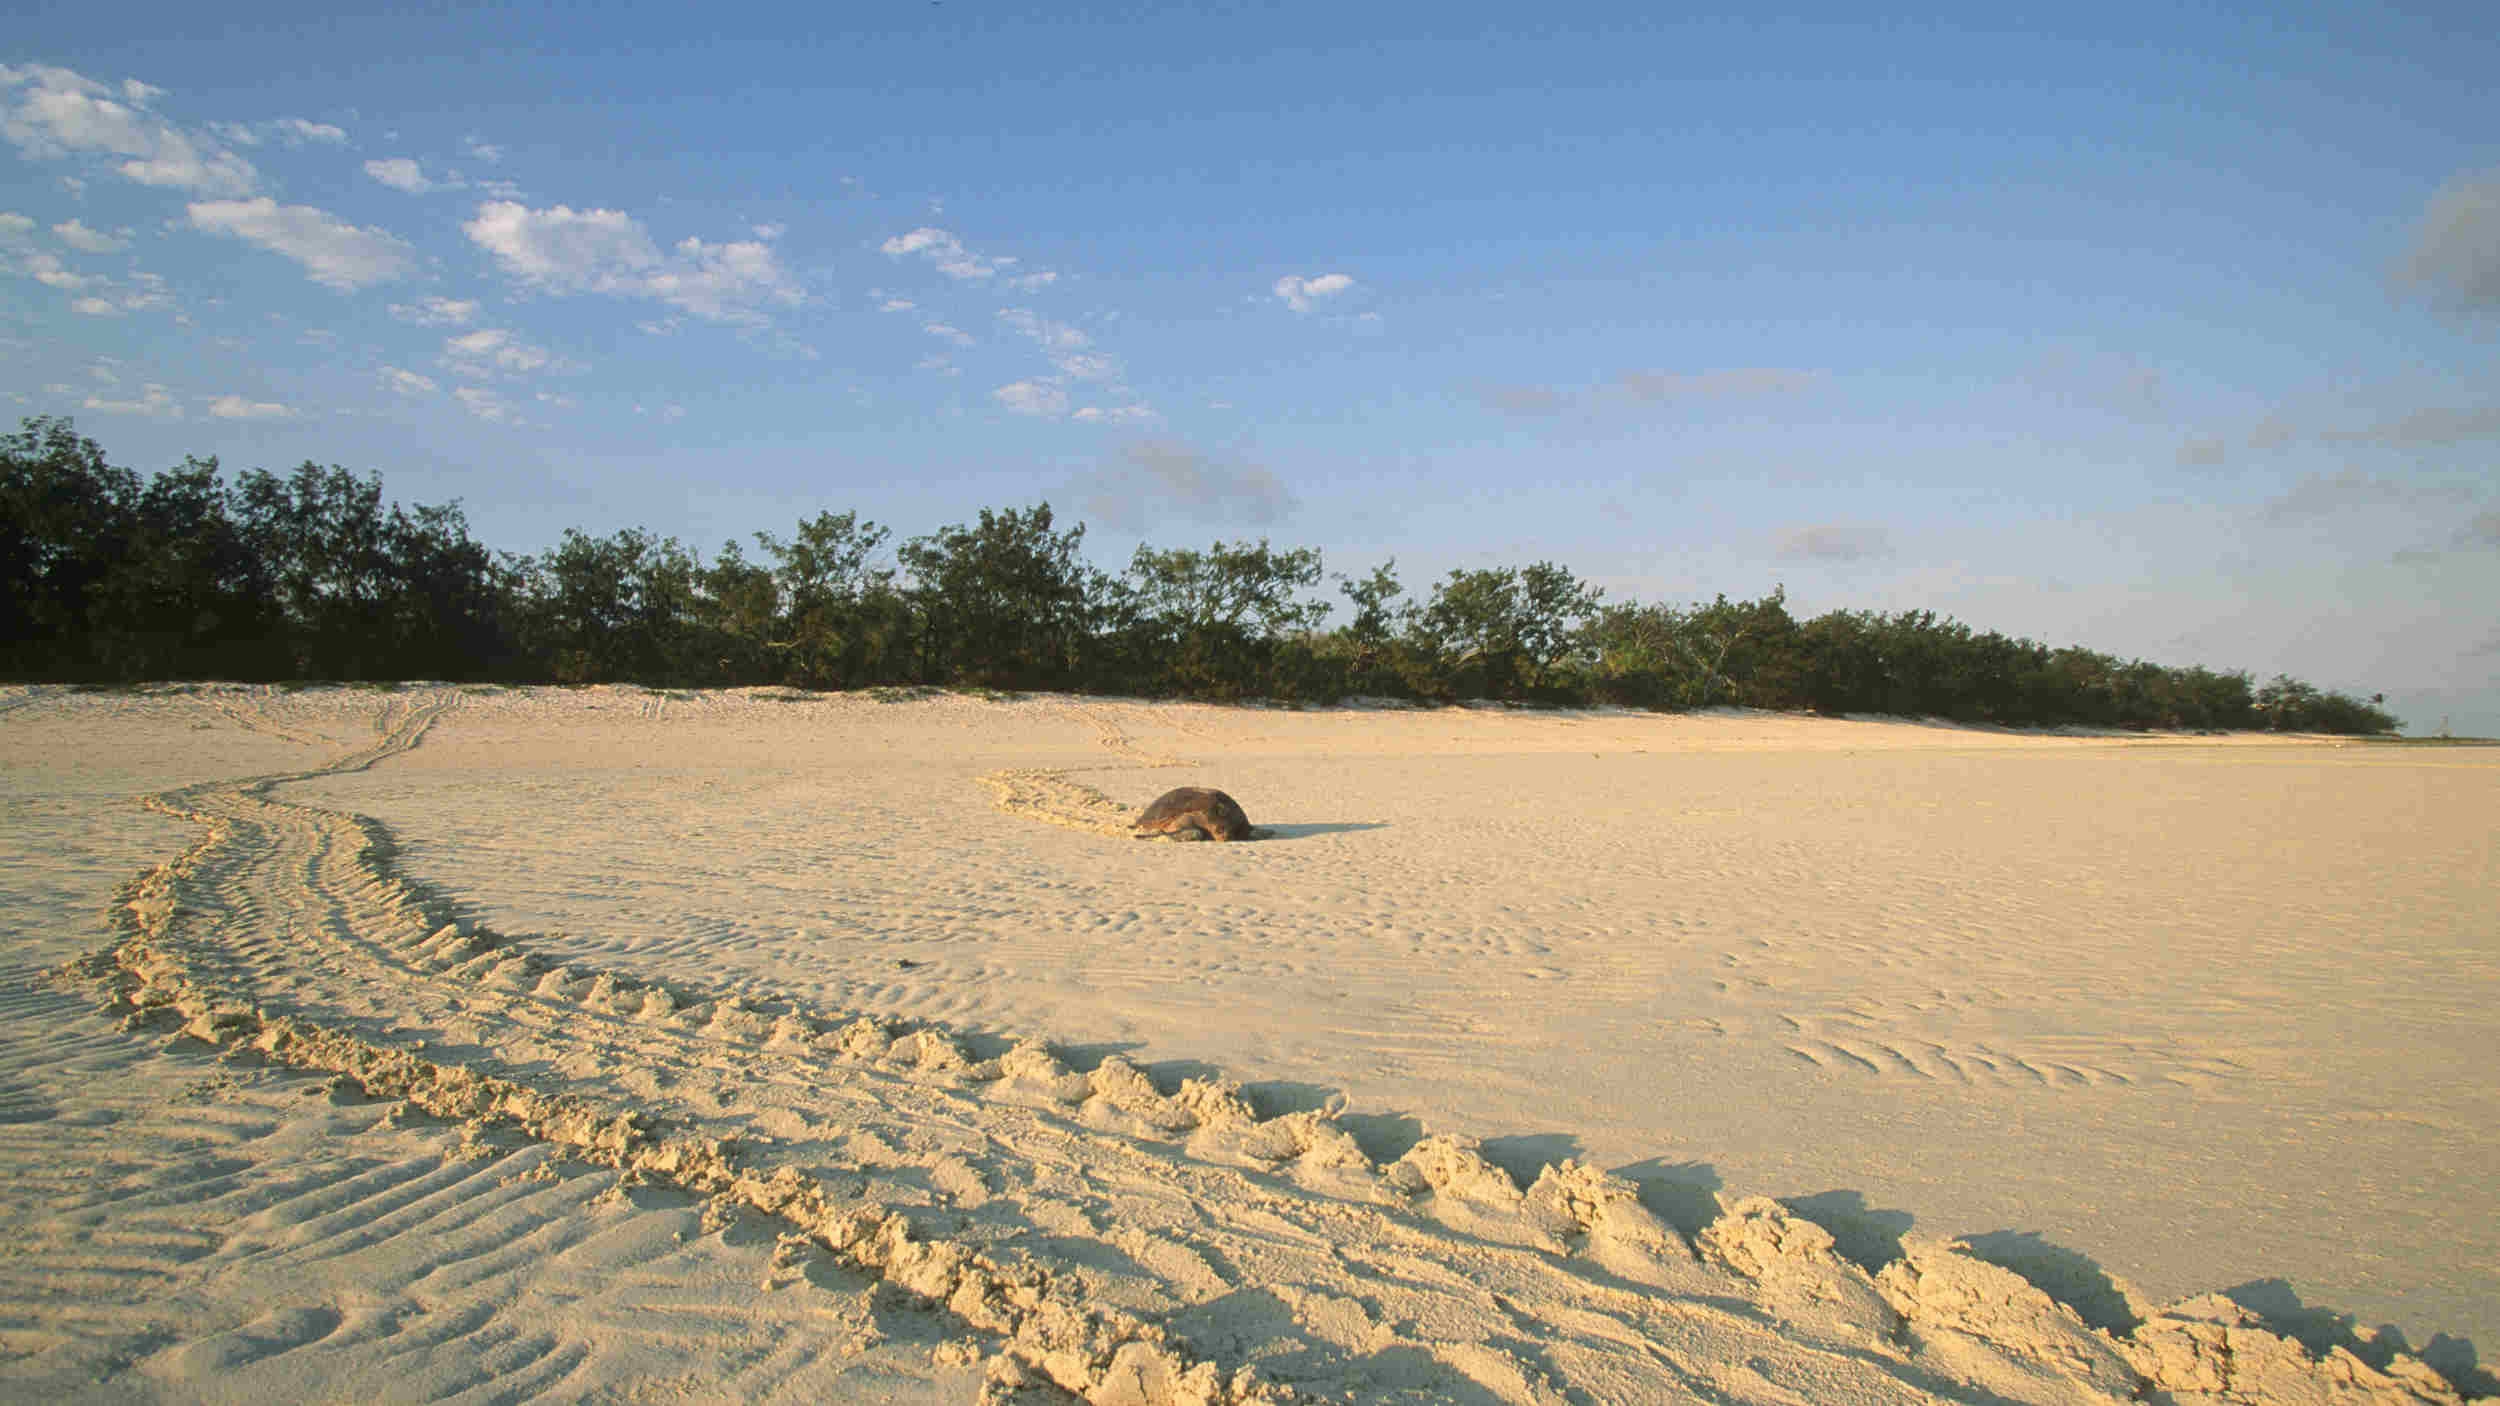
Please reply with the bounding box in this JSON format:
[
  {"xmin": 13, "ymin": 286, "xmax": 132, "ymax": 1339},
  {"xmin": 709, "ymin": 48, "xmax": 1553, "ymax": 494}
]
[
  {"xmin": 1255, "ymin": 821, "xmax": 1390, "ymax": 841},
  {"xmin": 2223, "ymin": 1279, "xmax": 2494, "ymax": 1397}
]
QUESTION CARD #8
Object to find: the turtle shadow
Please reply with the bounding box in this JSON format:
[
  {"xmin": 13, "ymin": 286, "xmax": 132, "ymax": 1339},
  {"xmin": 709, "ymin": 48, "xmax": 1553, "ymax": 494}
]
[{"xmin": 1253, "ymin": 821, "xmax": 1390, "ymax": 841}]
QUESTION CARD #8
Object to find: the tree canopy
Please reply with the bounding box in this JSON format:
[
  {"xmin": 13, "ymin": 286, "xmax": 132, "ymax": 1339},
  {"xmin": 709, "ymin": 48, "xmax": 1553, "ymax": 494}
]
[{"xmin": 0, "ymin": 418, "xmax": 2403, "ymax": 735}]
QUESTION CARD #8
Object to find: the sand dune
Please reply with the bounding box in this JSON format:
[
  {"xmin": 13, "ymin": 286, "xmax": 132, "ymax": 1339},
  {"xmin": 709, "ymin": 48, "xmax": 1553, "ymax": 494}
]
[{"xmin": 1, "ymin": 683, "xmax": 2490, "ymax": 1403}]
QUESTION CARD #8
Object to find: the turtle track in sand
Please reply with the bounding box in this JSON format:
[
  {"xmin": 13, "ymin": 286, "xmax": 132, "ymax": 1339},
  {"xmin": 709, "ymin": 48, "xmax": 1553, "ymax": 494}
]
[{"xmin": 49, "ymin": 687, "xmax": 2477, "ymax": 1404}]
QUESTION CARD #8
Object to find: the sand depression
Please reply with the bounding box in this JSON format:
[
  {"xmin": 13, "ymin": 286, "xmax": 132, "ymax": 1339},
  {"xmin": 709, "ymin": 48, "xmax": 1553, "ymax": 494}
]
[{"xmin": 2, "ymin": 683, "xmax": 2490, "ymax": 1402}]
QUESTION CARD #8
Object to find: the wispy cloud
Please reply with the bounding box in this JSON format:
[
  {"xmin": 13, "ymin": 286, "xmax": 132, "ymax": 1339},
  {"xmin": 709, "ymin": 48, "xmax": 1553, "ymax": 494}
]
[
  {"xmin": 81, "ymin": 381, "xmax": 180, "ymax": 419},
  {"xmin": 1469, "ymin": 383, "xmax": 1570, "ymax": 416},
  {"xmin": 440, "ymin": 327, "xmax": 567, "ymax": 378},
  {"xmin": 1472, "ymin": 368, "xmax": 1821, "ymax": 416},
  {"xmin": 1, "ymin": 63, "xmax": 258, "ymax": 196},
  {"xmin": 1074, "ymin": 440, "xmax": 1297, "ymax": 532},
  {"xmin": 2397, "ymin": 166, "xmax": 2500, "ymax": 314},
  {"xmin": 465, "ymin": 200, "xmax": 803, "ymax": 324},
  {"xmin": 1273, "ymin": 272, "xmax": 1354, "ymax": 313},
  {"xmin": 991, "ymin": 380, "xmax": 1069, "ymax": 417},
  {"xmin": 188, "ymin": 197, "xmax": 416, "ymax": 290},
  {"xmin": 2177, "ymin": 435, "xmax": 2228, "ymax": 466},
  {"xmin": 2317, "ymin": 404, "xmax": 2500, "ymax": 448},
  {"xmin": 453, "ymin": 385, "xmax": 511, "ymax": 423},
  {"xmin": 1776, "ymin": 523, "xmax": 1892, "ymax": 563},
  {"xmin": 6, "ymin": 218, "xmax": 173, "ymax": 315},
  {"xmin": 364, "ymin": 157, "xmax": 459, "ymax": 194},
  {"xmin": 879, "ymin": 226, "xmax": 1019, "ymax": 281},
  {"xmin": 206, "ymin": 394, "xmax": 293, "ymax": 420},
  {"xmin": 1618, "ymin": 368, "xmax": 1820, "ymax": 401},
  {"xmin": 388, "ymin": 296, "xmax": 478, "ymax": 326},
  {"xmin": 2262, "ymin": 470, "xmax": 2481, "ymax": 521},
  {"xmin": 51, "ymin": 218, "xmax": 126, "ymax": 252},
  {"xmin": 215, "ymin": 116, "xmax": 346, "ymax": 148},
  {"xmin": 379, "ymin": 365, "xmax": 438, "ymax": 396}
]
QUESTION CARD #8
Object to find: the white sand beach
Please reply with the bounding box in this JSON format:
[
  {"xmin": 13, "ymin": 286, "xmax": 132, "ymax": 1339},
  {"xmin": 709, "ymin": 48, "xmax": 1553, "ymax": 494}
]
[{"xmin": 1, "ymin": 683, "xmax": 2490, "ymax": 1403}]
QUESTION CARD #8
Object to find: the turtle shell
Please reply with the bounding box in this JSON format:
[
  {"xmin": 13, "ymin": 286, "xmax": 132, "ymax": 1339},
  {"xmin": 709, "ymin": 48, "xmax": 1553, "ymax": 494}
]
[{"xmin": 1133, "ymin": 786, "xmax": 1254, "ymax": 841}]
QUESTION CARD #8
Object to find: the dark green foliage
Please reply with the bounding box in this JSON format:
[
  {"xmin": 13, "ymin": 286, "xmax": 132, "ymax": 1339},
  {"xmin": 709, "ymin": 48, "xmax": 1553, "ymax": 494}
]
[
  {"xmin": 753, "ymin": 510, "xmax": 906, "ymax": 688},
  {"xmin": 898, "ymin": 504, "xmax": 1103, "ymax": 689},
  {"xmin": 0, "ymin": 417, "xmax": 2406, "ymax": 734},
  {"xmin": 1114, "ymin": 538, "xmax": 1328, "ymax": 698},
  {"xmin": 1410, "ymin": 562, "xmax": 1604, "ymax": 700}
]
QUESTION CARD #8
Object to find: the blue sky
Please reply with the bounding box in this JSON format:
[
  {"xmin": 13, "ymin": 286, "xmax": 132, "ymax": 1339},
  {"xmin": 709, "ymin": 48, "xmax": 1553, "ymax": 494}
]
[{"xmin": 6, "ymin": 3, "xmax": 2496, "ymax": 731}]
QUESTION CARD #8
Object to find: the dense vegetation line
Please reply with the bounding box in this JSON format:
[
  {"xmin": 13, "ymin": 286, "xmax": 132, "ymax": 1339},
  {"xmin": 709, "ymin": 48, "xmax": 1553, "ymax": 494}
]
[{"xmin": 2, "ymin": 417, "xmax": 2399, "ymax": 733}]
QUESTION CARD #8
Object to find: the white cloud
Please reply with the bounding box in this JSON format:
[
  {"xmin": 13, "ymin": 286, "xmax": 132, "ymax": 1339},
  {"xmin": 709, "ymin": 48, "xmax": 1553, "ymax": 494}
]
[
  {"xmin": 467, "ymin": 200, "xmax": 660, "ymax": 286},
  {"xmin": 441, "ymin": 327, "xmax": 564, "ymax": 377},
  {"xmin": 646, "ymin": 234, "xmax": 805, "ymax": 322},
  {"xmin": 12, "ymin": 246, "xmax": 90, "ymax": 290},
  {"xmin": 992, "ymin": 380, "xmax": 1069, "ymax": 417},
  {"xmin": 0, "ymin": 211, "xmax": 32, "ymax": 239},
  {"xmin": 82, "ymin": 381, "xmax": 180, "ymax": 418},
  {"xmin": 43, "ymin": 266, "xmax": 170, "ymax": 317},
  {"xmin": 207, "ymin": 394, "xmax": 293, "ymax": 420},
  {"xmin": 365, "ymin": 157, "xmax": 456, "ymax": 194},
  {"xmin": 923, "ymin": 321, "xmax": 973, "ymax": 346},
  {"xmin": 999, "ymin": 305, "xmax": 1087, "ymax": 351},
  {"xmin": 1273, "ymin": 272, "xmax": 1355, "ymax": 312},
  {"xmin": 1006, "ymin": 271, "xmax": 1059, "ymax": 291},
  {"xmin": 880, "ymin": 226, "xmax": 1017, "ymax": 280},
  {"xmin": 465, "ymin": 200, "xmax": 801, "ymax": 323},
  {"xmin": 998, "ymin": 305, "xmax": 1126, "ymax": 384},
  {"xmin": 1071, "ymin": 404, "xmax": 1158, "ymax": 425},
  {"xmin": 878, "ymin": 297, "xmax": 916, "ymax": 312},
  {"xmin": 271, "ymin": 117, "xmax": 346, "ymax": 146},
  {"xmin": 0, "ymin": 63, "xmax": 259, "ymax": 196},
  {"xmin": 453, "ymin": 385, "xmax": 510, "ymax": 422},
  {"xmin": 188, "ymin": 197, "xmax": 416, "ymax": 290},
  {"xmin": 52, "ymin": 218, "xmax": 126, "ymax": 252},
  {"xmin": 752, "ymin": 222, "xmax": 785, "ymax": 240},
  {"xmin": 462, "ymin": 135, "xmax": 503, "ymax": 163},
  {"xmin": 379, "ymin": 365, "xmax": 438, "ymax": 395},
  {"xmin": 1053, "ymin": 351, "xmax": 1120, "ymax": 383},
  {"xmin": 388, "ymin": 295, "xmax": 478, "ymax": 326}
]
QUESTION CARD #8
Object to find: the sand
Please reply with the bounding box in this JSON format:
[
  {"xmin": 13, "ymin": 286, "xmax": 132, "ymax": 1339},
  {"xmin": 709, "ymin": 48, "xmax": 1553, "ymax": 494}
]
[{"xmin": 0, "ymin": 682, "xmax": 2490, "ymax": 1403}]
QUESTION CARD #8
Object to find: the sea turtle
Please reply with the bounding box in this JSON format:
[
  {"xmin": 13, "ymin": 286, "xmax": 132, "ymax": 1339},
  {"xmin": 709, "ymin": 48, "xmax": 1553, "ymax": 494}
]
[{"xmin": 1133, "ymin": 786, "xmax": 1256, "ymax": 842}]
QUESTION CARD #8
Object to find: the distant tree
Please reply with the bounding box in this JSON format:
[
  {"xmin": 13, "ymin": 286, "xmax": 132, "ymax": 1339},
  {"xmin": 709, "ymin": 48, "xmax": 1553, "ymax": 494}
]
[
  {"xmin": 1417, "ymin": 563, "xmax": 1600, "ymax": 699},
  {"xmin": 93, "ymin": 454, "xmax": 284, "ymax": 680},
  {"xmin": 1119, "ymin": 538, "xmax": 1327, "ymax": 697},
  {"xmin": 899, "ymin": 504, "xmax": 1101, "ymax": 688},
  {"xmin": 755, "ymin": 510, "xmax": 899, "ymax": 687},
  {"xmin": 0, "ymin": 418, "xmax": 2404, "ymax": 733},
  {"xmin": 1676, "ymin": 589, "xmax": 1799, "ymax": 708},
  {"xmin": 516, "ymin": 527, "xmax": 706, "ymax": 683},
  {"xmin": 1, "ymin": 416, "xmax": 140, "ymax": 677},
  {"xmin": 1516, "ymin": 561, "xmax": 1604, "ymax": 693},
  {"xmin": 700, "ymin": 539, "xmax": 781, "ymax": 685}
]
